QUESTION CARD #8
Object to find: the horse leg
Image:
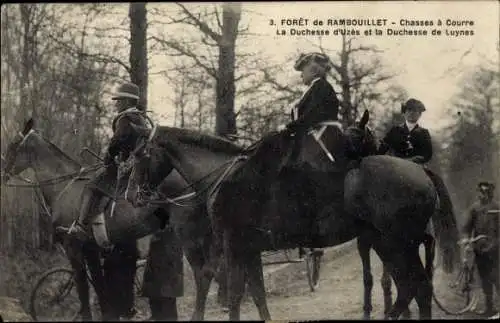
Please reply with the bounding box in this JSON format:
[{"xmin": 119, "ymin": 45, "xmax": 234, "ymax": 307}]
[
  {"xmin": 83, "ymin": 244, "xmax": 114, "ymax": 320},
  {"xmin": 357, "ymin": 235, "xmax": 374, "ymax": 320},
  {"xmin": 65, "ymin": 242, "xmax": 92, "ymax": 320},
  {"xmin": 390, "ymin": 246, "xmax": 432, "ymax": 320},
  {"xmin": 245, "ymin": 251, "xmax": 271, "ymax": 320},
  {"xmin": 423, "ymin": 234, "xmax": 435, "ymax": 282},
  {"xmin": 381, "ymin": 262, "xmax": 393, "ymax": 319},
  {"xmin": 216, "ymin": 257, "xmax": 229, "ymax": 310},
  {"xmin": 224, "ymin": 230, "xmax": 247, "ymax": 321},
  {"xmin": 412, "ymin": 252, "xmax": 433, "ymax": 320},
  {"xmin": 371, "ymin": 236, "xmax": 416, "ymax": 320},
  {"xmin": 186, "ymin": 246, "xmax": 215, "ymax": 321}
]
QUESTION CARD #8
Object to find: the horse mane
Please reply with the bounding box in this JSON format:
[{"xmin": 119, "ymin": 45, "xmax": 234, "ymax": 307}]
[
  {"xmin": 34, "ymin": 131, "xmax": 82, "ymax": 168},
  {"xmin": 157, "ymin": 126, "xmax": 247, "ymax": 155}
]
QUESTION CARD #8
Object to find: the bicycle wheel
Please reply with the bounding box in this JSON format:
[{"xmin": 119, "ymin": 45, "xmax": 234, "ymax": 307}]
[
  {"xmin": 30, "ymin": 267, "xmax": 80, "ymax": 321},
  {"xmin": 306, "ymin": 249, "xmax": 322, "ymax": 292},
  {"xmin": 134, "ymin": 260, "xmax": 146, "ymax": 296},
  {"xmin": 433, "ymin": 266, "xmax": 479, "ymax": 315}
]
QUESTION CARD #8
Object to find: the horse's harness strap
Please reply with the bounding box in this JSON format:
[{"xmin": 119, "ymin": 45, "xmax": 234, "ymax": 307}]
[
  {"xmin": 33, "ymin": 186, "xmax": 53, "ymax": 219},
  {"xmin": 207, "ymin": 155, "xmax": 248, "ymax": 202},
  {"xmin": 3, "ymin": 164, "xmax": 102, "ymax": 188},
  {"xmin": 308, "ymin": 120, "xmax": 343, "ymax": 163}
]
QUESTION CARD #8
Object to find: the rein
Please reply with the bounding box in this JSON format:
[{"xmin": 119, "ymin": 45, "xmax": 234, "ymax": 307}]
[
  {"xmin": 3, "ymin": 164, "xmax": 102, "ymax": 188},
  {"xmin": 138, "ymin": 155, "xmax": 247, "ymax": 208}
]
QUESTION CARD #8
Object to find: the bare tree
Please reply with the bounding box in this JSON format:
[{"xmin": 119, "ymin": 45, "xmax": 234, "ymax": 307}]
[
  {"xmin": 149, "ymin": 3, "xmax": 243, "ymax": 136},
  {"xmin": 257, "ymin": 36, "xmax": 399, "ymax": 130},
  {"xmin": 443, "ymin": 65, "xmax": 500, "ymax": 211},
  {"xmin": 129, "ymin": 3, "xmax": 148, "ymax": 109},
  {"xmin": 315, "ymin": 35, "xmax": 396, "ymax": 126}
]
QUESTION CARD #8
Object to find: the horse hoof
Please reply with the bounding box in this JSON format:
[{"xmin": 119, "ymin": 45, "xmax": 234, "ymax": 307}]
[{"xmin": 362, "ymin": 313, "xmax": 371, "ymax": 320}]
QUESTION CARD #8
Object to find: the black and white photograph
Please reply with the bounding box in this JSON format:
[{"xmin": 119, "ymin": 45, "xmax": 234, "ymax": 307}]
[{"xmin": 1, "ymin": 1, "xmax": 499, "ymax": 321}]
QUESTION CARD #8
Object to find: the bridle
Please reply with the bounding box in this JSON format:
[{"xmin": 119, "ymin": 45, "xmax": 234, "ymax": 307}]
[
  {"xmin": 130, "ymin": 128, "xmax": 248, "ymax": 208},
  {"xmin": 2, "ymin": 128, "xmax": 100, "ymax": 187},
  {"xmin": 3, "ymin": 129, "xmax": 36, "ymax": 181}
]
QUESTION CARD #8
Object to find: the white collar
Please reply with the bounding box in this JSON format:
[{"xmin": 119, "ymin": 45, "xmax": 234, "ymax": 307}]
[
  {"xmin": 405, "ymin": 121, "xmax": 418, "ymax": 131},
  {"xmin": 293, "ymin": 78, "xmax": 321, "ymax": 106}
]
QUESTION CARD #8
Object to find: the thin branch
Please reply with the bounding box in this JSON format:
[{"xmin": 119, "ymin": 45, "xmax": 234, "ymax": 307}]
[
  {"xmin": 176, "ymin": 2, "xmax": 221, "ymax": 43},
  {"xmin": 151, "ymin": 35, "xmax": 217, "ymax": 78}
]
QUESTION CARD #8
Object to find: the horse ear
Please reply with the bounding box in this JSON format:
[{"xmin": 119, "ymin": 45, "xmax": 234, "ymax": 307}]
[
  {"xmin": 359, "ymin": 110, "xmax": 369, "ymax": 129},
  {"xmin": 22, "ymin": 118, "xmax": 34, "ymax": 135}
]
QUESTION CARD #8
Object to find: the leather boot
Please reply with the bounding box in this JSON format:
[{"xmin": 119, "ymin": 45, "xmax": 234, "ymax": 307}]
[{"xmin": 69, "ymin": 189, "xmax": 105, "ymax": 242}]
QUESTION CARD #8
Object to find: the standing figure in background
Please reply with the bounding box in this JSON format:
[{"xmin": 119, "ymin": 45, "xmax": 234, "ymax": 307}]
[{"xmin": 462, "ymin": 181, "xmax": 499, "ymax": 317}]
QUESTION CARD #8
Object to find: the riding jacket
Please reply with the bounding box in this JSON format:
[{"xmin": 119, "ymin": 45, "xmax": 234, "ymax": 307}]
[
  {"xmin": 288, "ymin": 77, "xmax": 340, "ymax": 132},
  {"xmin": 106, "ymin": 107, "xmax": 150, "ymax": 165},
  {"xmin": 378, "ymin": 123, "xmax": 433, "ymax": 164},
  {"xmin": 462, "ymin": 199, "xmax": 499, "ymax": 253}
]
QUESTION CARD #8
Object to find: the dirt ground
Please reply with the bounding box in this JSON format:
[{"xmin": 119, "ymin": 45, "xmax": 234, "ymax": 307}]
[
  {"xmin": 166, "ymin": 242, "xmax": 492, "ymax": 321},
  {"xmin": 23, "ymin": 241, "xmax": 494, "ymax": 321}
]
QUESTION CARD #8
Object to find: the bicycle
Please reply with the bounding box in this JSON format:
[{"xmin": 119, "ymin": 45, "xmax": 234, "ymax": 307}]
[
  {"xmin": 29, "ymin": 258, "xmax": 146, "ymax": 321},
  {"xmin": 432, "ymin": 234, "xmax": 487, "ymax": 315},
  {"xmin": 261, "ymin": 247, "xmax": 323, "ymax": 292}
]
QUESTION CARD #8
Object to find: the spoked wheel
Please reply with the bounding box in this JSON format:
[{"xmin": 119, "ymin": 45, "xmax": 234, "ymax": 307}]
[
  {"xmin": 433, "ymin": 266, "xmax": 479, "ymax": 315},
  {"xmin": 29, "ymin": 267, "xmax": 81, "ymax": 321},
  {"xmin": 132, "ymin": 259, "xmax": 150, "ymax": 318},
  {"xmin": 306, "ymin": 249, "xmax": 323, "ymax": 292},
  {"xmin": 134, "ymin": 260, "xmax": 146, "ymax": 296}
]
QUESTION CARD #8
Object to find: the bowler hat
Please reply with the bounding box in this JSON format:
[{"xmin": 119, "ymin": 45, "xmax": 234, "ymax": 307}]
[
  {"xmin": 294, "ymin": 52, "xmax": 331, "ymax": 72},
  {"xmin": 112, "ymin": 82, "xmax": 140, "ymax": 100},
  {"xmin": 401, "ymin": 98, "xmax": 426, "ymax": 113}
]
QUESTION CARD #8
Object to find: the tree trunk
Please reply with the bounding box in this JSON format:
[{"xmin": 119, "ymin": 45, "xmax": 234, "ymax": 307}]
[
  {"xmin": 129, "ymin": 3, "xmax": 148, "ymax": 110},
  {"xmin": 19, "ymin": 4, "xmax": 32, "ymax": 125},
  {"xmin": 339, "ymin": 35, "xmax": 353, "ymax": 127},
  {"xmin": 215, "ymin": 3, "xmax": 241, "ymax": 137}
]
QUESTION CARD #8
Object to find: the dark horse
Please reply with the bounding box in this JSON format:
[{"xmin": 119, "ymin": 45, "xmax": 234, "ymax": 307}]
[
  {"xmin": 127, "ymin": 110, "xmax": 459, "ymax": 320},
  {"xmin": 1, "ymin": 118, "xmax": 226, "ymax": 320},
  {"xmin": 345, "ymin": 121, "xmax": 459, "ymax": 319}
]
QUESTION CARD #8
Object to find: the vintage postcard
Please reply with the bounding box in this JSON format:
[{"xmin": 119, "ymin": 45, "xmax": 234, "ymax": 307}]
[{"xmin": 1, "ymin": 1, "xmax": 499, "ymax": 321}]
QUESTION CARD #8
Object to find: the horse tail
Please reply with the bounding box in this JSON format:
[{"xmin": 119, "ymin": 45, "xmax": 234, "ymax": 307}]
[{"xmin": 427, "ymin": 169, "xmax": 460, "ymax": 273}]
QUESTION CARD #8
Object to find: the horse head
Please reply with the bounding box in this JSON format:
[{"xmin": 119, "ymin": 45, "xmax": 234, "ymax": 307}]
[
  {"xmin": 3, "ymin": 118, "xmax": 36, "ymax": 182},
  {"xmin": 126, "ymin": 124, "xmax": 174, "ymax": 206},
  {"xmin": 2, "ymin": 118, "xmax": 81, "ymax": 183},
  {"xmin": 344, "ymin": 110, "xmax": 378, "ymax": 159},
  {"xmin": 127, "ymin": 124, "xmax": 249, "ymax": 207}
]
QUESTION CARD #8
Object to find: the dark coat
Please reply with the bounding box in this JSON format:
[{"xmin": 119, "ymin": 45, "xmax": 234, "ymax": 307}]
[
  {"xmin": 107, "ymin": 108, "xmax": 149, "ymax": 163},
  {"xmin": 288, "ymin": 77, "xmax": 339, "ymax": 131},
  {"xmin": 141, "ymin": 225, "xmax": 184, "ymax": 298},
  {"xmin": 462, "ymin": 199, "xmax": 499, "ymax": 253},
  {"xmin": 378, "ymin": 123, "xmax": 433, "ymax": 163}
]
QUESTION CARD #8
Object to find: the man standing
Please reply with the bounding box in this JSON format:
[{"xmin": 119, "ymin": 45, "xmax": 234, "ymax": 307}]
[
  {"xmin": 462, "ymin": 181, "xmax": 499, "ymax": 317},
  {"xmin": 141, "ymin": 223, "xmax": 184, "ymax": 321}
]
